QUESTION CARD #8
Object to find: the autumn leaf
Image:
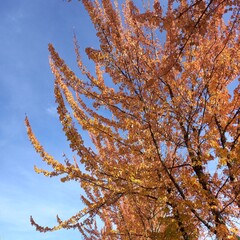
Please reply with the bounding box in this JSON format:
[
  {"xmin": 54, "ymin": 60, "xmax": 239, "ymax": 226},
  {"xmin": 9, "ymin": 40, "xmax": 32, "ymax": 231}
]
[{"xmin": 26, "ymin": 0, "xmax": 240, "ymax": 239}]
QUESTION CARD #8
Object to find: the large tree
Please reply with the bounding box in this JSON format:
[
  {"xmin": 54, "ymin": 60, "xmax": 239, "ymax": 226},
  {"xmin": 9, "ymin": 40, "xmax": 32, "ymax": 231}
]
[{"xmin": 26, "ymin": 0, "xmax": 240, "ymax": 239}]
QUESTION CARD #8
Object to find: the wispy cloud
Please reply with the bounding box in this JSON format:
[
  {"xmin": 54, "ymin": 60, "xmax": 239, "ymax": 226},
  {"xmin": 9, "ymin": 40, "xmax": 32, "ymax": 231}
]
[
  {"xmin": 0, "ymin": 171, "xmax": 83, "ymax": 239},
  {"xmin": 46, "ymin": 106, "xmax": 58, "ymax": 118}
]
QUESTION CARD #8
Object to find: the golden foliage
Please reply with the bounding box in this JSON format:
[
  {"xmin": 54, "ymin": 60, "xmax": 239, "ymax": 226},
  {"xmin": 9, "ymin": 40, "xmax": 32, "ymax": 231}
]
[{"xmin": 26, "ymin": 0, "xmax": 240, "ymax": 239}]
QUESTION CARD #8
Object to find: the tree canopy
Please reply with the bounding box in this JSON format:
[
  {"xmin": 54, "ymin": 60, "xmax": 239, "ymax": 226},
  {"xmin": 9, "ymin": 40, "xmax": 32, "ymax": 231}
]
[{"xmin": 26, "ymin": 0, "xmax": 240, "ymax": 239}]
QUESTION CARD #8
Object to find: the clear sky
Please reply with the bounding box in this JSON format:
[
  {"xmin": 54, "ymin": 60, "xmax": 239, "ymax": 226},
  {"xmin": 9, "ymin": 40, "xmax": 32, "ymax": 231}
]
[{"xmin": 0, "ymin": 1, "xmax": 98, "ymax": 239}]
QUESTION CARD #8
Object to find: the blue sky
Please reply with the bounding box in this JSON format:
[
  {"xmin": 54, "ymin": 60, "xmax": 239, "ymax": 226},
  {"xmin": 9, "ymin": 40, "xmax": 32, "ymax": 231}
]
[{"xmin": 0, "ymin": 1, "xmax": 98, "ymax": 239}]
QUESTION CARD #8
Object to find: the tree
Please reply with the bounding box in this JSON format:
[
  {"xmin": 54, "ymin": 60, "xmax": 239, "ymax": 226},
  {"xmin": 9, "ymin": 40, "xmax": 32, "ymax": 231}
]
[{"xmin": 26, "ymin": 0, "xmax": 240, "ymax": 239}]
